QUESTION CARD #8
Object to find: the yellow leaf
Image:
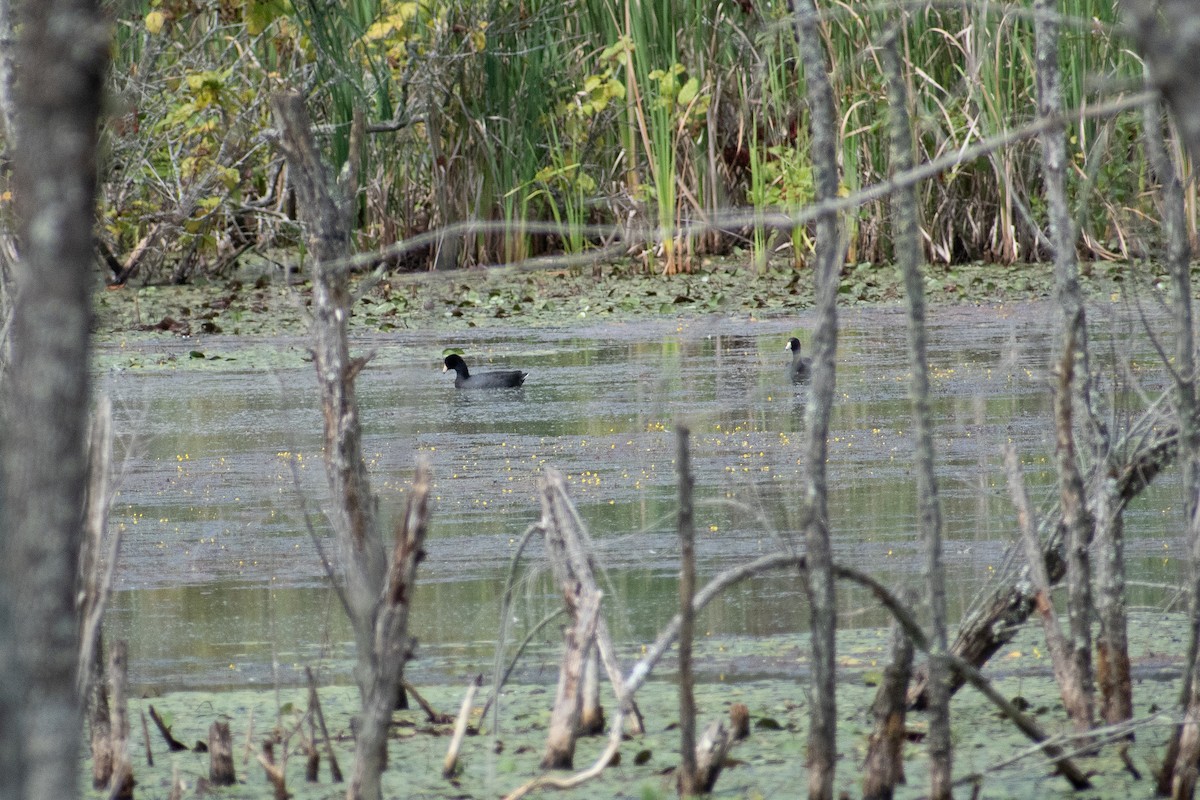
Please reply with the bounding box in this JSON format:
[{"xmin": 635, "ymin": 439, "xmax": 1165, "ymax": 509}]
[
  {"xmin": 145, "ymin": 10, "xmax": 165, "ymax": 35},
  {"xmin": 677, "ymin": 76, "xmax": 699, "ymax": 107}
]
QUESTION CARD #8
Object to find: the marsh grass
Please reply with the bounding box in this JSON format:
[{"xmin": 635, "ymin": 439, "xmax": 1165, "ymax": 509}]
[{"xmin": 101, "ymin": 1, "xmax": 1164, "ymax": 280}]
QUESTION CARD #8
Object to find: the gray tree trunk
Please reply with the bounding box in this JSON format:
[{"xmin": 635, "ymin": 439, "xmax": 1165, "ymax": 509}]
[
  {"xmin": 879, "ymin": 25, "xmax": 952, "ymax": 800},
  {"xmin": 1127, "ymin": 2, "xmax": 1200, "ymax": 169},
  {"xmin": 0, "ymin": 2, "xmax": 108, "ymax": 798},
  {"xmin": 271, "ymin": 91, "xmax": 428, "ymax": 800},
  {"xmin": 0, "ymin": 0, "xmax": 17, "ymax": 148},
  {"xmin": 676, "ymin": 425, "xmax": 699, "ymax": 795},
  {"xmin": 791, "ymin": 2, "xmax": 844, "ymax": 797},
  {"xmin": 1034, "ymin": 0, "xmax": 1095, "ymax": 736},
  {"xmin": 1143, "ymin": 69, "xmax": 1200, "ymax": 800}
]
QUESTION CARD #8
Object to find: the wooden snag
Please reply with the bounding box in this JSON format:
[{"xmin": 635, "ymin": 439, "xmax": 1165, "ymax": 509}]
[
  {"xmin": 443, "ymin": 674, "xmax": 483, "ymax": 778},
  {"xmin": 729, "ymin": 704, "xmax": 750, "ymax": 742},
  {"xmin": 305, "ymin": 666, "xmax": 343, "ymax": 782},
  {"xmin": 862, "ymin": 606, "xmax": 914, "ymax": 800},
  {"xmin": 580, "ymin": 652, "xmax": 605, "ymax": 735},
  {"xmin": 139, "ymin": 710, "xmax": 153, "ymax": 767},
  {"xmin": 690, "ymin": 720, "xmax": 733, "ymax": 794},
  {"xmin": 540, "ymin": 588, "xmax": 602, "ymax": 770},
  {"xmin": 208, "ymin": 721, "xmax": 236, "ymax": 786},
  {"xmin": 540, "ymin": 469, "xmax": 644, "ymax": 734},
  {"xmin": 404, "ymin": 679, "xmax": 454, "ymax": 724},
  {"xmin": 108, "ymin": 640, "xmax": 135, "ymax": 800},
  {"xmin": 258, "ymin": 739, "xmax": 289, "ymax": 800},
  {"xmin": 147, "ymin": 704, "xmax": 188, "ymax": 752}
]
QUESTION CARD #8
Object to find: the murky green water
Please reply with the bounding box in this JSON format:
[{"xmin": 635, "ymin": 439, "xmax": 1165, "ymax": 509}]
[{"xmin": 97, "ymin": 301, "xmax": 1187, "ymax": 691}]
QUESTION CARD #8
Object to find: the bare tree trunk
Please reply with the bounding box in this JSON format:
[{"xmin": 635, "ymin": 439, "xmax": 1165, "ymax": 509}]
[
  {"xmin": 862, "ymin": 598, "xmax": 913, "ymax": 800},
  {"xmin": 0, "ymin": 2, "xmax": 108, "ymax": 798},
  {"xmin": 1092, "ymin": 479, "xmax": 1131, "ymax": 727},
  {"xmin": 108, "ymin": 641, "xmax": 134, "ymax": 800},
  {"xmin": 81, "ymin": 397, "xmax": 117, "ymax": 788},
  {"xmin": 880, "ymin": 24, "xmax": 951, "ymax": 799},
  {"xmin": 0, "ymin": 0, "xmax": 16, "ymax": 148},
  {"xmin": 1143, "ymin": 70, "xmax": 1200, "ymax": 800},
  {"xmin": 271, "ymin": 91, "xmax": 428, "ymax": 800},
  {"xmin": 790, "ymin": 4, "xmax": 844, "ymax": 795},
  {"xmin": 1004, "ymin": 444, "xmax": 1093, "ymax": 726},
  {"xmin": 540, "ymin": 589, "xmax": 601, "ymax": 770},
  {"xmin": 348, "ymin": 465, "xmax": 431, "ymax": 798},
  {"xmin": 209, "ymin": 721, "xmax": 235, "ymax": 786},
  {"xmin": 580, "ymin": 653, "xmax": 604, "ymax": 735},
  {"xmin": 1126, "ymin": 2, "xmax": 1200, "ymax": 168},
  {"xmin": 538, "ymin": 470, "xmax": 643, "ymax": 734},
  {"xmin": 271, "ymin": 91, "xmax": 384, "ymax": 693},
  {"xmin": 676, "ymin": 425, "xmax": 699, "ymax": 796},
  {"xmin": 1034, "ymin": 0, "xmax": 1095, "ymax": 737}
]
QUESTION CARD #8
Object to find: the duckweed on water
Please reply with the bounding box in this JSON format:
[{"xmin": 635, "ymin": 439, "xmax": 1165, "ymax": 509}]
[{"xmin": 84, "ymin": 619, "xmax": 1184, "ymax": 799}]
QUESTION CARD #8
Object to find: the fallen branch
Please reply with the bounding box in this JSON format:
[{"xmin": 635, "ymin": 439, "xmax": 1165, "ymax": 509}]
[
  {"xmin": 503, "ymin": 550, "xmax": 1091, "ymax": 799},
  {"xmin": 442, "ymin": 674, "xmax": 483, "ymax": 778}
]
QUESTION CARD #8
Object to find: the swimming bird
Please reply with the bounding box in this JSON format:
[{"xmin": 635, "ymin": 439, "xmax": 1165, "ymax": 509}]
[
  {"xmin": 442, "ymin": 353, "xmax": 527, "ymax": 389},
  {"xmin": 787, "ymin": 337, "xmax": 812, "ymax": 382}
]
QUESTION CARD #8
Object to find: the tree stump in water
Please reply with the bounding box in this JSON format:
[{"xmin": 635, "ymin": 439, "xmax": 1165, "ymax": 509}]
[
  {"xmin": 579, "ymin": 652, "xmax": 605, "ymax": 735},
  {"xmin": 208, "ymin": 721, "xmax": 236, "ymax": 786},
  {"xmin": 862, "ymin": 612, "xmax": 913, "ymax": 800},
  {"xmin": 538, "ymin": 469, "xmax": 644, "ymax": 741},
  {"xmin": 108, "ymin": 640, "xmax": 135, "ymax": 800},
  {"xmin": 540, "ymin": 588, "xmax": 601, "ymax": 769},
  {"xmin": 689, "ymin": 720, "xmax": 732, "ymax": 794}
]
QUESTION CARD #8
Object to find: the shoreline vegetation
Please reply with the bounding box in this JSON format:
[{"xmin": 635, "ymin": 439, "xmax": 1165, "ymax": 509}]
[{"xmin": 92, "ymin": 256, "xmax": 1177, "ymax": 343}]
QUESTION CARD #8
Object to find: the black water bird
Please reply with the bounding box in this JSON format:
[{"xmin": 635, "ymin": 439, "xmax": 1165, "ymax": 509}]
[
  {"xmin": 787, "ymin": 337, "xmax": 812, "ymax": 382},
  {"xmin": 442, "ymin": 353, "xmax": 527, "ymax": 389}
]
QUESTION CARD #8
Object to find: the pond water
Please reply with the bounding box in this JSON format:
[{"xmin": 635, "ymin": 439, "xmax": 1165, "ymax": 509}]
[{"xmin": 97, "ymin": 300, "xmax": 1187, "ymax": 692}]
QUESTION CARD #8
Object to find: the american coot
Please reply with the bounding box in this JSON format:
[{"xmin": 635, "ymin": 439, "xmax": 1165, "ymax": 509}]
[
  {"xmin": 443, "ymin": 353, "xmax": 527, "ymax": 389},
  {"xmin": 787, "ymin": 337, "xmax": 812, "ymax": 382}
]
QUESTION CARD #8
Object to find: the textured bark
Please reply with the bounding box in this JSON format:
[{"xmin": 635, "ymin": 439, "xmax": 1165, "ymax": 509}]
[
  {"xmin": 1138, "ymin": 68, "xmax": 1200, "ymax": 795},
  {"xmin": 1093, "ymin": 480, "xmax": 1132, "ymax": 729},
  {"xmin": 880, "ymin": 25, "xmax": 951, "ymax": 799},
  {"xmin": 108, "ymin": 641, "xmax": 133, "ymax": 800},
  {"xmin": 271, "ymin": 93, "xmax": 384, "ymax": 691},
  {"xmin": 306, "ymin": 667, "xmax": 343, "ymax": 783},
  {"xmin": 690, "ymin": 720, "xmax": 732, "ymax": 794},
  {"xmin": 675, "ymin": 425, "xmax": 699, "ymax": 795},
  {"xmin": 791, "ymin": 2, "xmax": 844, "ymax": 796},
  {"xmin": 0, "ymin": 2, "xmax": 108, "ymax": 798},
  {"xmin": 272, "ymin": 91, "xmax": 428, "ymax": 800},
  {"xmin": 538, "ymin": 470, "xmax": 643, "ymax": 734},
  {"xmin": 0, "ymin": 0, "xmax": 16, "ymax": 147},
  {"xmin": 208, "ymin": 721, "xmax": 235, "ymax": 786},
  {"xmin": 442, "ymin": 675, "xmax": 482, "ymax": 778},
  {"xmin": 348, "ymin": 464, "xmax": 431, "ymax": 798},
  {"xmin": 540, "ymin": 590, "xmax": 601, "ymax": 770},
  {"xmin": 259, "ymin": 744, "xmax": 289, "ymax": 800},
  {"xmin": 1034, "ymin": 0, "xmax": 1098, "ymax": 739},
  {"xmin": 579, "ymin": 654, "xmax": 605, "ymax": 735},
  {"xmin": 863, "ymin": 607, "xmax": 913, "ymax": 800},
  {"xmin": 81, "ymin": 398, "xmax": 120, "ymax": 787},
  {"xmin": 1005, "ymin": 444, "xmax": 1092, "ymax": 729}
]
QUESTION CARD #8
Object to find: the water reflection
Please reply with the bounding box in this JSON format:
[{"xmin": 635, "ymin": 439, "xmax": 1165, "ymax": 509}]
[{"xmin": 99, "ymin": 302, "xmax": 1186, "ymax": 690}]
